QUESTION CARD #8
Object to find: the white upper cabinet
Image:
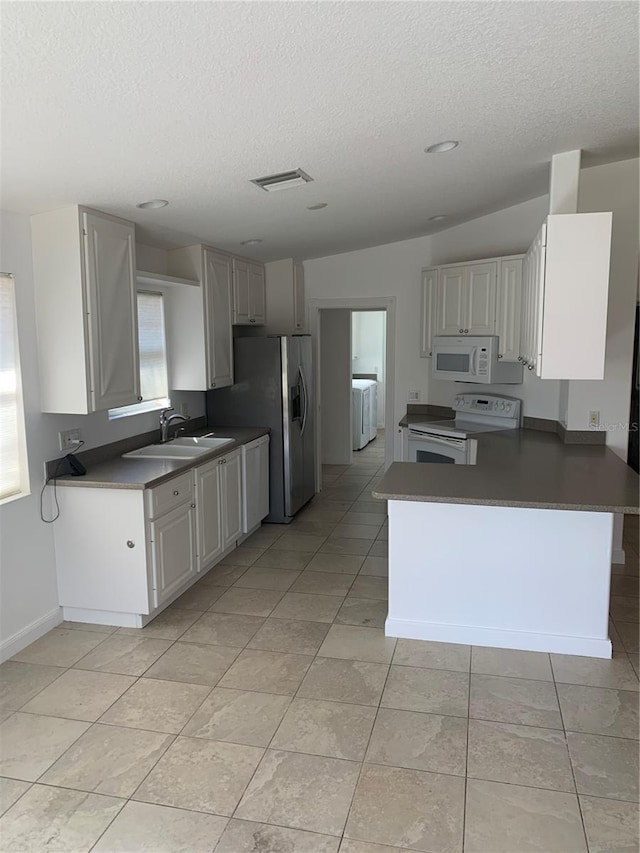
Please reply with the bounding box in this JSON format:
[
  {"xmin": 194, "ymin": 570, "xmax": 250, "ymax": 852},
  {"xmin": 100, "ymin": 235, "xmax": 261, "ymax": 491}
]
[
  {"xmin": 293, "ymin": 261, "xmax": 306, "ymax": 332},
  {"xmin": 437, "ymin": 267, "xmax": 466, "ymax": 335},
  {"xmin": 233, "ymin": 259, "xmax": 266, "ymax": 325},
  {"xmin": 422, "ymin": 256, "xmax": 522, "ymax": 361},
  {"xmin": 264, "ymin": 258, "xmax": 306, "ymax": 334},
  {"xmin": 434, "ymin": 261, "xmax": 497, "ymax": 337},
  {"xmin": 420, "ymin": 268, "xmax": 438, "ymax": 357},
  {"xmin": 204, "ymin": 249, "xmax": 234, "ymax": 388},
  {"xmin": 31, "ymin": 206, "xmax": 140, "ymax": 413},
  {"xmin": 465, "ymin": 262, "xmax": 497, "ymax": 335},
  {"xmin": 495, "ymin": 258, "xmax": 523, "ymax": 362},
  {"xmin": 520, "ymin": 213, "xmax": 612, "ymax": 379},
  {"xmin": 166, "ymin": 245, "xmax": 234, "ymax": 390}
]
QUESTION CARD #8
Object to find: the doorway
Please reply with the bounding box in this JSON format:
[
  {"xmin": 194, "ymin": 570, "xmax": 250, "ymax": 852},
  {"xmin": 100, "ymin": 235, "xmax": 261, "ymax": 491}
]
[{"xmin": 309, "ymin": 296, "xmax": 396, "ymax": 490}]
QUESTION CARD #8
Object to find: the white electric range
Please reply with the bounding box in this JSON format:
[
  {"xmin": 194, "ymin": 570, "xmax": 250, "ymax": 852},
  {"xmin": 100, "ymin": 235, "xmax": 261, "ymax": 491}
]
[{"xmin": 404, "ymin": 393, "xmax": 522, "ymax": 465}]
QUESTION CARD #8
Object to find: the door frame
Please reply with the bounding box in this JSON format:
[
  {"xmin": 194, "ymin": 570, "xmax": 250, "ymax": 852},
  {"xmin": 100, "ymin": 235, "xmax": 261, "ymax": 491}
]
[{"xmin": 308, "ymin": 296, "xmax": 396, "ymax": 489}]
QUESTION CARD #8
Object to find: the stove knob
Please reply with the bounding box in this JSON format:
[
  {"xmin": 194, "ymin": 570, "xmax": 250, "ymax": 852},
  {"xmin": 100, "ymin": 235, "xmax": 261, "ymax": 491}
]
[{"xmin": 500, "ymin": 402, "xmax": 506, "ymax": 410}]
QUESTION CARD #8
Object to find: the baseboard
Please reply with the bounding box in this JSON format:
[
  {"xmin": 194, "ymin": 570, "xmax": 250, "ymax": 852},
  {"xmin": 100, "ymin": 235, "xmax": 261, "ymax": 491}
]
[
  {"xmin": 0, "ymin": 606, "xmax": 63, "ymax": 663},
  {"xmin": 385, "ymin": 616, "xmax": 612, "ymax": 659}
]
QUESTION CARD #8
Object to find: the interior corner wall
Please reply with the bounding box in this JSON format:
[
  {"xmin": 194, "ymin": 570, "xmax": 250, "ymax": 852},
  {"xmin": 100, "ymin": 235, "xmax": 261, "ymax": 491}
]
[
  {"xmin": 564, "ymin": 158, "xmax": 640, "ymax": 459},
  {"xmin": 0, "ymin": 219, "xmax": 204, "ymax": 656}
]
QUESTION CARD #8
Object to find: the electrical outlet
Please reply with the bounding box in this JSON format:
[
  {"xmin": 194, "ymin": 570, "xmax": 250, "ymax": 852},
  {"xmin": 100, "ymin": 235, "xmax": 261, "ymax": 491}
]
[
  {"xmin": 589, "ymin": 411, "xmax": 600, "ymax": 429},
  {"xmin": 180, "ymin": 402, "xmax": 189, "ymax": 417},
  {"xmin": 59, "ymin": 428, "xmax": 82, "ymax": 451},
  {"xmin": 408, "ymin": 390, "xmax": 420, "ymax": 402}
]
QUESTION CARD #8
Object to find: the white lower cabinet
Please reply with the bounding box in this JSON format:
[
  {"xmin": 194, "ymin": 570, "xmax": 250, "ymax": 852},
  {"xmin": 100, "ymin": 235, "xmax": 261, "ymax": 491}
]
[
  {"xmin": 150, "ymin": 501, "xmax": 197, "ymax": 607},
  {"xmin": 195, "ymin": 448, "xmax": 243, "ymax": 571},
  {"xmin": 53, "ymin": 442, "xmax": 262, "ymax": 628}
]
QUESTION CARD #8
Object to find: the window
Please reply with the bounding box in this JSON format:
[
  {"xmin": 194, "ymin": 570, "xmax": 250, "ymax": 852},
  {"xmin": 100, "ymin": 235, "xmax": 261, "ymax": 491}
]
[
  {"xmin": 0, "ymin": 273, "xmax": 30, "ymax": 504},
  {"xmin": 109, "ymin": 290, "xmax": 170, "ymax": 419}
]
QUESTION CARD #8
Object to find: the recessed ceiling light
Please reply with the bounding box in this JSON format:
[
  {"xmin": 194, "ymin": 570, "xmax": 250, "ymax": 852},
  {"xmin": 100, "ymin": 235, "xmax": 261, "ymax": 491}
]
[
  {"xmin": 425, "ymin": 141, "xmax": 459, "ymax": 154},
  {"xmin": 429, "ymin": 215, "xmax": 447, "ymax": 222},
  {"xmin": 136, "ymin": 199, "xmax": 169, "ymax": 209},
  {"xmin": 307, "ymin": 203, "xmax": 328, "ymax": 210},
  {"xmin": 240, "ymin": 239, "xmax": 262, "ymax": 246}
]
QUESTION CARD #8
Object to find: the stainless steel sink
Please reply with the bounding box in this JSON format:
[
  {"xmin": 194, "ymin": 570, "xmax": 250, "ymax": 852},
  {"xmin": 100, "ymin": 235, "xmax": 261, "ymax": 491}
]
[{"xmin": 122, "ymin": 436, "xmax": 234, "ymax": 460}]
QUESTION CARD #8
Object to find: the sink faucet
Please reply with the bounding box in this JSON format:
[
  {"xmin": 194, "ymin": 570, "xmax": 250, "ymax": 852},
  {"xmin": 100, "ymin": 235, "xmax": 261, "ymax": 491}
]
[{"xmin": 159, "ymin": 407, "xmax": 190, "ymax": 443}]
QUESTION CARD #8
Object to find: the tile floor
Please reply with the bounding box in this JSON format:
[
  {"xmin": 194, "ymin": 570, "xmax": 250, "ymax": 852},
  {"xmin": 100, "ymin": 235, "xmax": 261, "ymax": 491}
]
[{"xmin": 1, "ymin": 434, "xmax": 639, "ymax": 852}]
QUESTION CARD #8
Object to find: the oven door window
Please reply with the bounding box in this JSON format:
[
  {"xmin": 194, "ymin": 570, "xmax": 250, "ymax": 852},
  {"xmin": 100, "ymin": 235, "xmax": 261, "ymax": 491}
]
[
  {"xmin": 415, "ymin": 449, "xmax": 456, "ymax": 464},
  {"xmin": 435, "ymin": 352, "xmax": 470, "ymax": 373}
]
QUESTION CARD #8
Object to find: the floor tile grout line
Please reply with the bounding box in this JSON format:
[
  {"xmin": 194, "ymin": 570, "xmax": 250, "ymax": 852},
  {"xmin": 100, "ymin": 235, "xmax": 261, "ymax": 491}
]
[
  {"xmin": 461, "ymin": 643, "xmax": 472, "ymax": 853},
  {"xmin": 337, "ymin": 643, "xmax": 394, "ymax": 846}
]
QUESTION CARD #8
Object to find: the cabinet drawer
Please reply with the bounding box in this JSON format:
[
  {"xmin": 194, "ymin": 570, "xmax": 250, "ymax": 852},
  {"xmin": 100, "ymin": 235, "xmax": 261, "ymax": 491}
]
[{"xmin": 147, "ymin": 471, "xmax": 194, "ymax": 519}]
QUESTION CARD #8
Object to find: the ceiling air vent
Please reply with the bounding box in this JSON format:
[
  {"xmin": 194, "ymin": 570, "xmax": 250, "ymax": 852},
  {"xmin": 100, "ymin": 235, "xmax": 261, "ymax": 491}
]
[{"xmin": 251, "ymin": 169, "xmax": 313, "ymax": 192}]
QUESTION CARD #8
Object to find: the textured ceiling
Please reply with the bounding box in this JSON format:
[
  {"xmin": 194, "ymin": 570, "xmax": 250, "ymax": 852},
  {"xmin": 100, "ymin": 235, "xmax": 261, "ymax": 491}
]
[{"xmin": 1, "ymin": 1, "xmax": 638, "ymax": 261}]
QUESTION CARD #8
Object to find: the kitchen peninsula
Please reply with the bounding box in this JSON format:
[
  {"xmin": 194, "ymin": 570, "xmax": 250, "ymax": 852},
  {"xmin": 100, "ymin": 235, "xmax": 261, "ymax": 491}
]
[{"xmin": 374, "ymin": 427, "xmax": 639, "ymax": 658}]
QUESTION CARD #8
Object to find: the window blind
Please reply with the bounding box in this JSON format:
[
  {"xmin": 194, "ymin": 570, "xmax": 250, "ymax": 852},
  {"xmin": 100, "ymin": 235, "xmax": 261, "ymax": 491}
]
[
  {"xmin": 138, "ymin": 291, "xmax": 169, "ymax": 402},
  {"xmin": 0, "ymin": 273, "xmax": 28, "ymax": 502}
]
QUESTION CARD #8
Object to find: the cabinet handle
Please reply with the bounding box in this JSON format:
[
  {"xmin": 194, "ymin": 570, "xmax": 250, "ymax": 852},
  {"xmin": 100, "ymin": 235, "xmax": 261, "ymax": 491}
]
[
  {"xmin": 464, "ymin": 329, "xmax": 469, "ymax": 334},
  {"xmin": 137, "ymin": 396, "xmax": 143, "ymax": 402},
  {"xmin": 250, "ymin": 319, "xmax": 256, "ymax": 323},
  {"xmin": 497, "ymin": 354, "xmax": 503, "ymax": 359},
  {"xmin": 528, "ymin": 364, "xmax": 534, "ymax": 371},
  {"xmin": 173, "ymin": 490, "xmax": 179, "ymax": 496},
  {"xmin": 126, "ymin": 540, "xmax": 135, "ymax": 549},
  {"xmin": 210, "ymin": 382, "xmax": 216, "ymax": 388},
  {"xmin": 459, "ymin": 329, "xmax": 464, "ymax": 334},
  {"xmin": 190, "ymin": 503, "xmax": 196, "ymax": 508}
]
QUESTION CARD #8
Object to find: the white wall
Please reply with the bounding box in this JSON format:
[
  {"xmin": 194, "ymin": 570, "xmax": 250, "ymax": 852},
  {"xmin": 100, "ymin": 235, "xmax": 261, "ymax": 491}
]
[
  {"xmin": 352, "ymin": 311, "xmax": 386, "ymax": 427},
  {"xmin": 0, "ymin": 216, "xmax": 204, "ymax": 655},
  {"xmin": 565, "ymin": 159, "xmax": 639, "ymax": 458},
  {"xmin": 320, "ymin": 309, "xmax": 352, "ymax": 464}
]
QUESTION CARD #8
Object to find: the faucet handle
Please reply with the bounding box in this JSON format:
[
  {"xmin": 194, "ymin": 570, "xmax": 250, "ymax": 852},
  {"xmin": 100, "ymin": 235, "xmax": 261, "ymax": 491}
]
[{"xmin": 160, "ymin": 406, "xmax": 174, "ymax": 421}]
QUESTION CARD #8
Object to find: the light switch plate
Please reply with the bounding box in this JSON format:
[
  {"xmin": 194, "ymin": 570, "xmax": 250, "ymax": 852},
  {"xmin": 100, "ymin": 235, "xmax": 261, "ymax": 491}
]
[{"xmin": 408, "ymin": 390, "xmax": 420, "ymax": 402}]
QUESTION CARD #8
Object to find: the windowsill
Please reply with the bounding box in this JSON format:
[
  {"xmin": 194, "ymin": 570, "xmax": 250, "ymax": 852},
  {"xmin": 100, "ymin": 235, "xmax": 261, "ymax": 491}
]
[
  {"xmin": 108, "ymin": 398, "xmax": 171, "ymax": 420},
  {"xmin": 0, "ymin": 486, "xmax": 31, "ymax": 508}
]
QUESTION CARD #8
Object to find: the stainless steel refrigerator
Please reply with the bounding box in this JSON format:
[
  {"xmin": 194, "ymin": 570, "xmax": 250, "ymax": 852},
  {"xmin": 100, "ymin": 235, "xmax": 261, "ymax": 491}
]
[{"xmin": 206, "ymin": 335, "xmax": 315, "ymax": 523}]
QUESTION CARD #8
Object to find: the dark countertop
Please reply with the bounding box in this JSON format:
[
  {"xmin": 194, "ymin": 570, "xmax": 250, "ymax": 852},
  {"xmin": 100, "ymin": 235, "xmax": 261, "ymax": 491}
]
[
  {"xmin": 54, "ymin": 426, "xmax": 270, "ymax": 490},
  {"xmin": 376, "ymin": 420, "xmax": 639, "ymax": 513}
]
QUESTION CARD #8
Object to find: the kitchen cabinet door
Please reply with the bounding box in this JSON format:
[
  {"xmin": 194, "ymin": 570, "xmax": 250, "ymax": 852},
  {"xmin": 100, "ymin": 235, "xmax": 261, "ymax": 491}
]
[
  {"xmin": 83, "ymin": 212, "xmax": 140, "ymax": 411},
  {"xmin": 420, "ymin": 268, "xmax": 438, "ymax": 357},
  {"xmin": 436, "ymin": 267, "xmax": 466, "ymax": 336},
  {"xmin": 222, "ymin": 450, "xmax": 243, "ymax": 548},
  {"xmin": 195, "ymin": 459, "xmax": 224, "ymax": 572},
  {"xmin": 495, "ymin": 259, "xmax": 522, "ymax": 362},
  {"xmin": 465, "ymin": 262, "xmax": 497, "ymax": 335},
  {"xmin": 150, "ymin": 502, "xmax": 197, "ymax": 607},
  {"xmin": 248, "ymin": 264, "xmax": 266, "ymax": 324},
  {"xmin": 232, "ymin": 259, "xmax": 251, "ymax": 324},
  {"xmin": 293, "ymin": 261, "xmax": 306, "ymax": 331},
  {"xmin": 204, "ymin": 248, "xmax": 234, "ymax": 389}
]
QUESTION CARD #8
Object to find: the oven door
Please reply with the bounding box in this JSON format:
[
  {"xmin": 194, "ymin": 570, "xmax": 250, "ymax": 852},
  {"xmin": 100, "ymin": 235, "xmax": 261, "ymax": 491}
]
[{"xmin": 407, "ymin": 430, "xmax": 470, "ymax": 464}]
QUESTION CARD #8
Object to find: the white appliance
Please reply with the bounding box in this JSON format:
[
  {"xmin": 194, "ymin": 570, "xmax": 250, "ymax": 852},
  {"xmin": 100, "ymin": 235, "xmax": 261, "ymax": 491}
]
[
  {"xmin": 432, "ymin": 335, "xmax": 523, "ymax": 384},
  {"xmin": 403, "ymin": 393, "xmax": 522, "ymax": 465},
  {"xmin": 369, "ymin": 382, "xmax": 378, "ymax": 441},
  {"xmin": 352, "ymin": 379, "xmax": 376, "ymax": 450}
]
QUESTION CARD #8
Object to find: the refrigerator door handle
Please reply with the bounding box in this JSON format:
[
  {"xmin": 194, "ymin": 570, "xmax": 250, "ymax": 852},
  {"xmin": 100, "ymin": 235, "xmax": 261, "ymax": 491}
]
[{"xmin": 299, "ymin": 366, "xmax": 308, "ymax": 435}]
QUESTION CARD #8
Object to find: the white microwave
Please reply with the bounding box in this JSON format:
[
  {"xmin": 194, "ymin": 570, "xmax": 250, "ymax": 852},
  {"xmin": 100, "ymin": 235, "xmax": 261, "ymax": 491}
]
[{"xmin": 432, "ymin": 336, "xmax": 523, "ymax": 384}]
